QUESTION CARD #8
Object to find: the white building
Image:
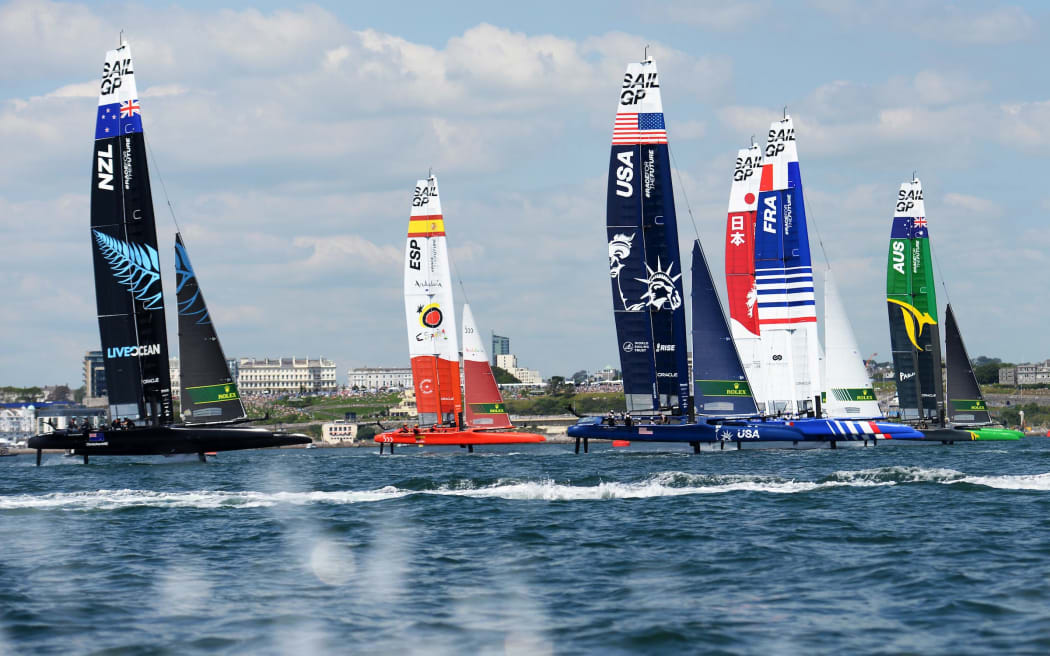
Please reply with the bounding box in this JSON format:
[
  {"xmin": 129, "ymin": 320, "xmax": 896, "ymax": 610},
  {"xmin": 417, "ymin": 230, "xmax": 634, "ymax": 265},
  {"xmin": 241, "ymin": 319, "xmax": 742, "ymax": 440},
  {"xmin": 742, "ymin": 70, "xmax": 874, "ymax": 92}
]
[
  {"xmin": 389, "ymin": 388, "xmax": 419, "ymax": 418},
  {"xmin": 237, "ymin": 357, "xmax": 337, "ymax": 395},
  {"xmin": 0, "ymin": 406, "xmax": 35, "ymax": 444},
  {"xmin": 169, "ymin": 357, "xmax": 180, "ymax": 393},
  {"xmin": 1000, "ymin": 361, "xmax": 1050, "ymax": 385},
  {"xmin": 321, "ymin": 420, "xmax": 358, "ymax": 444},
  {"xmin": 348, "ymin": 366, "xmax": 413, "ymax": 390},
  {"xmin": 495, "ymin": 354, "xmax": 542, "ymax": 386}
]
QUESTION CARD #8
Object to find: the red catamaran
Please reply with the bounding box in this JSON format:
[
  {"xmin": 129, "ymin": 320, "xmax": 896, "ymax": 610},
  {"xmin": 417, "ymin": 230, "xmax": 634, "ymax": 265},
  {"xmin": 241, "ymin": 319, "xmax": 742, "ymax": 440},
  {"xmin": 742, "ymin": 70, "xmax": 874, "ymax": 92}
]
[{"xmin": 375, "ymin": 176, "xmax": 545, "ymax": 452}]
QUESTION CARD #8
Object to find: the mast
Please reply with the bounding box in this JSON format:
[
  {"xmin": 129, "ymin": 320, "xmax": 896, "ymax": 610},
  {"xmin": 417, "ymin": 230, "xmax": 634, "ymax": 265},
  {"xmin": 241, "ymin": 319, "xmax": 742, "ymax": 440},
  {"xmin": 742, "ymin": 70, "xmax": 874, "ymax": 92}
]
[
  {"xmin": 174, "ymin": 234, "xmax": 246, "ymax": 424},
  {"xmin": 404, "ymin": 175, "xmax": 462, "ymax": 427},
  {"xmin": 823, "ymin": 270, "xmax": 880, "ymax": 417},
  {"xmin": 725, "ymin": 141, "xmax": 764, "ymax": 403},
  {"xmin": 90, "ymin": 40, "xmax": 173, "ymax": 424},
  {"xmin": 606, "ymin": 56, "xmax": 689, "ymax": 414},
  {"xmin": 691, "ymin": 240, "xmax": 759, "ymax": 416},
  {"xmin": 461, "ymin": 304, "xmax": 513, "ymax": 429},
  {"xmin": 944, "ymin": 304, "xmax": 991, "ymax": 425},
  {"xmin": 753, "ymin": 115, "xmax": 820, "ymax": 415},
  {"xmin": 886, "ymin": 177, "xmax": 942, "ymax": 422}
]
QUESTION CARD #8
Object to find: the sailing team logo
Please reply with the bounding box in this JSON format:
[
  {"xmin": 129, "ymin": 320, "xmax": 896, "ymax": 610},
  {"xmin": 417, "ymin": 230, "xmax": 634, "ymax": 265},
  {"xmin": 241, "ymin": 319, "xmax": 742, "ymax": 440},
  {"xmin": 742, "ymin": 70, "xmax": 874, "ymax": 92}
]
[
  {"xmin": 417, "ymin": 303, "xmax": 444, "ymax": 328},
  {"xmin": 609, "ymin": 233, "xmax": 643, "ymax": 310},
  {"xmin": 174, "ymin": 241, "xmax": 210, "ymax": 324},
  {"xmin": 746, "ymin": 285, "xmax": 758, "ymax": 318},
  {"xmin": 887, "ymin": 298, "xmax": 936, "ymax": 351},
  {"xmin": 637, "ymin": 257, "xmax": 682, "ymax": 311},
  {"xmin": 609, "ymin": 233, "xmax": 634, "ymax": 279},
  {"xmin": 94, "ymin": 230, "xmax": 163, "ymax": 309}
]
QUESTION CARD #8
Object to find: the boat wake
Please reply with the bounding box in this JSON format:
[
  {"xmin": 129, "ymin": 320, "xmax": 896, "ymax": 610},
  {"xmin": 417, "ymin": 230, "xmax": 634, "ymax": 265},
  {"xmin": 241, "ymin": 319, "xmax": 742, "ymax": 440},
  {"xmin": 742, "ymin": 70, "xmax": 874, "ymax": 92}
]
[{"xmin": 4, "ymin": 468, "xmax": 1048, "ymax": 510}]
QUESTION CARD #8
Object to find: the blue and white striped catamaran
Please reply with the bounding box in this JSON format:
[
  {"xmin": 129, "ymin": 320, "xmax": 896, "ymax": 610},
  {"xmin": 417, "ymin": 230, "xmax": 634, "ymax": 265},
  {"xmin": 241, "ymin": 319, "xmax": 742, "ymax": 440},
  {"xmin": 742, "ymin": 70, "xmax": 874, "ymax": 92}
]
[{"xmin": 568, "ymin": 58, "xmax": 921, "ymax": 452}]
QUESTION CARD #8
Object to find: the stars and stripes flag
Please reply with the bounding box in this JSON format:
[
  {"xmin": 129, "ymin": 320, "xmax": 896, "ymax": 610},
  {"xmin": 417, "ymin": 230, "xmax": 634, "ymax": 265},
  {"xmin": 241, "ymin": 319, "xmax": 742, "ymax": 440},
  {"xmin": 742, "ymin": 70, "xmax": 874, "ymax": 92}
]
[
  {"xmin": 612, "ymin": 112, "xmax": 667, "ymax": 145},
  {"xmin": 638, "ymin": 426, "xmax": 653, "ymax": 435}
]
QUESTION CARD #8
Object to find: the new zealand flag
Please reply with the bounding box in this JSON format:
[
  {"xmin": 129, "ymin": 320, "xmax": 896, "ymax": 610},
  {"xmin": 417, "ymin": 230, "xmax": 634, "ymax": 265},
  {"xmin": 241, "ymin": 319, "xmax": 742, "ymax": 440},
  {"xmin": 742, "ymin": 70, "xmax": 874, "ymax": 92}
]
[{"xmin": 95, "ymin": 100, "xmax": 142, "ymax": 140}]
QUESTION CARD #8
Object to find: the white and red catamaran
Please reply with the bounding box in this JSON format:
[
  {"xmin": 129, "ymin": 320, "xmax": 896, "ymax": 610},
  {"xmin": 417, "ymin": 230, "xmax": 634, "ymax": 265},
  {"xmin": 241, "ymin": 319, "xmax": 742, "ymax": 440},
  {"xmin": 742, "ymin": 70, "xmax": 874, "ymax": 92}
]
[{"xmin": 375, "ymin": 176, "xmax": 545, "ymax": 452}]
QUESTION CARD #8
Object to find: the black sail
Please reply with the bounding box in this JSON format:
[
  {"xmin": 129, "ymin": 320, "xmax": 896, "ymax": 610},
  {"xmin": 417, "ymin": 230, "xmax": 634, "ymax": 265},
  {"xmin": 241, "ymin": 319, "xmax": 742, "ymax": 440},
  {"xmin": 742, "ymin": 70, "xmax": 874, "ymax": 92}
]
[
  {"xmin": 175, "ymin": 234, "xmax": 246, "ymax": 423},
  {"xmin": 90, "ymin": 42, "xmax": 173, "ymax": 424},
  {"xmin": 690, "ymin": 240, "xmax": 758, "ymax": 415},
  {"xmin": 944, "ymin": 304, "xmax": 991, "ymax": 425}
]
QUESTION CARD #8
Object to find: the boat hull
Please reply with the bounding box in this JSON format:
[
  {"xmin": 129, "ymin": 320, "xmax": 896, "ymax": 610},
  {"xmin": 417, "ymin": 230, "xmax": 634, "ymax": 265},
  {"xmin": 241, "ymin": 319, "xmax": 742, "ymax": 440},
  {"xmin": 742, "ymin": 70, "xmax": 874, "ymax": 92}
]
[
  {"xmin": 375, "ymin": 428, "xmax": 546, "ymax": 446},
  {"xmin": 876, "ymin": 426, "xmax": 1023, "ymax": 444},
  {"xmin": 968, "ymin": 427, "xmax": 1023, "ymax": 441},
  {"xmin": 566, "ymin": 417, "xmax": 902, "ymax": 447},
  {"xmin": 27, "ymin": 426, "xmax": 310, "ymax": 456}
]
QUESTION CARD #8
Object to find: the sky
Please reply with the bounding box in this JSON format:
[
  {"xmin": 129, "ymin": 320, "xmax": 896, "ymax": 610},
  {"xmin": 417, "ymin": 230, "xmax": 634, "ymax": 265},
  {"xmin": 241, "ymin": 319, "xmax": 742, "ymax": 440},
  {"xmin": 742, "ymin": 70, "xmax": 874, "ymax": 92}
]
[{"xmin": 2, "ymin": 0, "xmax": 1048, "ymax": 387}]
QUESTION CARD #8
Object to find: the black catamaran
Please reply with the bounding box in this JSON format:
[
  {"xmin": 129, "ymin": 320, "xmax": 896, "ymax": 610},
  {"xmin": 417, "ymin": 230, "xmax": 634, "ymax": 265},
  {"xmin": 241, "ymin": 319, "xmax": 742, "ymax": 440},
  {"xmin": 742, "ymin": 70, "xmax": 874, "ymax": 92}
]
[
  {"xmin": 28, "ymin": 40, "xmax": 308, "ymax": 463},
  {"xmin": 883, "ymin": 178, "xmax": 1019, "ymax": 442}
]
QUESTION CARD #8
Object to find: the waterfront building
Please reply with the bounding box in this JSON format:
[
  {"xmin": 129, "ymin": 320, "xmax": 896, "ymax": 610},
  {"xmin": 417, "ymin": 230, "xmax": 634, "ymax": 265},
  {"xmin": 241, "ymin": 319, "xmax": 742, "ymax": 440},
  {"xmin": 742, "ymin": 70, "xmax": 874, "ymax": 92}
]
[
  {"xmin": 83, "ymin": 350, "xmax": 107, "ymax": 407},
  {"xmin": 169, "ymin": 357, "xmax": 180, "ymax": 394},
  {"xmin": 388, "ymin": 388, "xmax": 419, "ymax": 419},
  {"xmin": 999, "ymin": 360, "xmax": 1050, "ymax": 385},
  {"xmin": 592, "ymin": 366, "xmax": 619, "ymax": 382},
  {"xmin": 237, "ymin": 357, "xmax": 337, "ymax": 395},
  {"xmin": 491, "ymin": 332, "xmax": 510, "ymax": 366},
  {"xmin": 0, "ymin": 405, "xmax": 36, "ymax": 444},
  {"xmin": 321, "ymin": 420, "xmax": 358, "ymax": 444},
  {"xmin": 347, "ymin": 366, "xmax": 413, "ymax": 390},
  {"xmin": 495, "ymin": 354, "xmax": 542, "ymax": 386}
]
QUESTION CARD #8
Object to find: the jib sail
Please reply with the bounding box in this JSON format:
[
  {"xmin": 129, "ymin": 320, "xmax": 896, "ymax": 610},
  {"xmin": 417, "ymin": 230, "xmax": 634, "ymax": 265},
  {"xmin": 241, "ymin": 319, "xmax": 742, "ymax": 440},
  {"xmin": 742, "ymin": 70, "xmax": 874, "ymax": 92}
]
[
  {"xmin": 691, "ymin": 240, "xmax": 758, "ymax": 415},
  {"xmin": 461, "ymin": 304, "xmax": 512, "ymax": 429},
  {"xmin": 174, "ymin": 234, "xmax": 246, "ymax": 424},
  {"xmin": 90, "ymin": 41, "xmax": 173, "ymax": 424},
  {"xmin": 886, "ymin": 177, "xmax": 942, "ymax": 421},
  {"xmin": 823, "ymin": 270, "xmax": 880, "ymax": 417},
  {"xmin": 606, "ymin": 57, "xmax": 689, "ymax": 414},
  {"xmin": 944, "ymin": 304, "xmax": 991, "ymax": 425}
]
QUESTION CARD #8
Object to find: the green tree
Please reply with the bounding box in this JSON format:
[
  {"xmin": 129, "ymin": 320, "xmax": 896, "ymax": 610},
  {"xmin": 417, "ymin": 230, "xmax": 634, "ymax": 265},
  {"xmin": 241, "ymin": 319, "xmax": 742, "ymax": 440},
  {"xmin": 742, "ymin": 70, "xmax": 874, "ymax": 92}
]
[
  {"xmin": 493, "ymin": 366, "xmax": 521, "ymax": 384},
  {"xmin": 974, "ymin": 359, "xmax": 1010, "ymax": 385},
  {"xmin": 547, "ymin": 375, "xmax": 567, "ymax": 396}
]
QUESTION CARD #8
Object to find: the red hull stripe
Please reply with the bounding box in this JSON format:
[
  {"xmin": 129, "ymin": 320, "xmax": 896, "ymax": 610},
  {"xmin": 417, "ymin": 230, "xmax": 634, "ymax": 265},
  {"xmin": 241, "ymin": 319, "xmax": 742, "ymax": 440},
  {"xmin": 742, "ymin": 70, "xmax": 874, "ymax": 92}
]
[{"xmin": 375, "ymin": 430, "xmax": 546, "ymax": 445}]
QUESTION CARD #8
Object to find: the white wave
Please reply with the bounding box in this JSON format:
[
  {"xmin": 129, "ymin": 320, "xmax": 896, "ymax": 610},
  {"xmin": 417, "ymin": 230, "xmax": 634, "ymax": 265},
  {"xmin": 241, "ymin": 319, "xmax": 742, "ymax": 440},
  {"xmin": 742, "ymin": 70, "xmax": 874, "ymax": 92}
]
[
  {"xmin": 958, "ymin": 472, "xmax": 1050, "ymax": 490},
  {"xmin": 824, "ymin": 466, "xmax": 966, "ymax": 485},
  {"xmin": 0, "ymin": 487, "xmax": 410, "ymax": 510},
  {"xmin": 5, "ymin": 467, "xmax": 1048, "ymax": 511}
]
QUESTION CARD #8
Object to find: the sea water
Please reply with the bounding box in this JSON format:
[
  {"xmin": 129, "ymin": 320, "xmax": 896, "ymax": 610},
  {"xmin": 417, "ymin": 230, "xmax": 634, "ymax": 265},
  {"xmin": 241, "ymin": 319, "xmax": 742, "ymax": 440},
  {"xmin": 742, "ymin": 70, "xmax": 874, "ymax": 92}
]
[{"xmin": 3, "ymin": 440, "xmax": 1050, "ymax": 654}]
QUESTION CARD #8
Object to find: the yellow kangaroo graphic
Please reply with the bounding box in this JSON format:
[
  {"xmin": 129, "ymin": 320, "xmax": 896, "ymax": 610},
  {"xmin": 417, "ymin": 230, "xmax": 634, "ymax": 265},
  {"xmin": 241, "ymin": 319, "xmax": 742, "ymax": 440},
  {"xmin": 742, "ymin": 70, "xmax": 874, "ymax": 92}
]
[{"xmin": 887, "ymin": 298, "xmax": 936, "ymax": 351}]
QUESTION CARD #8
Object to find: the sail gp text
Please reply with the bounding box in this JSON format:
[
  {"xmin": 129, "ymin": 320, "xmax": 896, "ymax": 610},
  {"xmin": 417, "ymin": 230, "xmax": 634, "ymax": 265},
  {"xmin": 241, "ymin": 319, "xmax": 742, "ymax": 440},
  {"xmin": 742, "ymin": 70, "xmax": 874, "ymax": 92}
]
[
  {"xmin": 100, "ymin": 58, "xmax": 133, "ymax": 96},
  {"xmin": 620, "ymin": 72, "xmax": 659, "ymax": 105}
]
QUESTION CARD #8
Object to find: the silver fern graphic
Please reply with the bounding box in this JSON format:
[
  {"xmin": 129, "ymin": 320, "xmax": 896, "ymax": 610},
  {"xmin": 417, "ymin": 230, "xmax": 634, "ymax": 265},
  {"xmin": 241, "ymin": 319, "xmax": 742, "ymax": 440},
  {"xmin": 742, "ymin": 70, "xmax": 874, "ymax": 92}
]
[
  {"xmin": 174, "ymin": 241, "xmax": 210, "ymax": 324},
  {"xmin": 93, "ymin": 230, "xmax": 163, "ymax": 309}
]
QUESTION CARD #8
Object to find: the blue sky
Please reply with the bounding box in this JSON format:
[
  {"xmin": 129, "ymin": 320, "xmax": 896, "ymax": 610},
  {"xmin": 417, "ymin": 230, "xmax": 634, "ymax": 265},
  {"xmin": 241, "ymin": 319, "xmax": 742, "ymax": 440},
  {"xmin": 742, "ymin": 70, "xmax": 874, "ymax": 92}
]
[{"xmin": 2, "ymin": 0, "xmax": 1048, "ymax": 386}]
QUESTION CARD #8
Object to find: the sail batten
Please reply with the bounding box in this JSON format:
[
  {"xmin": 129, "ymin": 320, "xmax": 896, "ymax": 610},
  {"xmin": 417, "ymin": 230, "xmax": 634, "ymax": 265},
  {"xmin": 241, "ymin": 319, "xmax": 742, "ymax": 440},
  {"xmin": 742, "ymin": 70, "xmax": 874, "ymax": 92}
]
[
  {"xmin": 90, "ymin": 42, "xmax": 173, "ymax": 424},
  {"xmin": 606, "ymin": 58, "xmax": 689, "ymax": 414}
]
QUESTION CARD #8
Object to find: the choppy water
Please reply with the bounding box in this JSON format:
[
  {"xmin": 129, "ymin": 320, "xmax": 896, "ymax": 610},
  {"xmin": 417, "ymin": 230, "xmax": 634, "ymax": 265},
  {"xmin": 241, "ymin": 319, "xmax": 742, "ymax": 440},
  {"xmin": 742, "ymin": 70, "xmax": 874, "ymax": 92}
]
[{"xmin": 3, "ymin": 439, "xmax": 1050, "ymax": 655}]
